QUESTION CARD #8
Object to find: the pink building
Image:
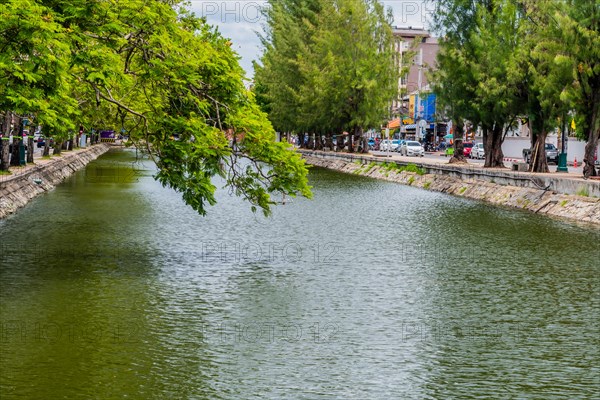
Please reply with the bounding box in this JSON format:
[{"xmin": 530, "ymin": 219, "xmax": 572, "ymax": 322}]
[{"xmin": 391, "ymin": 26, "xmax": 439, "ymax": 116}]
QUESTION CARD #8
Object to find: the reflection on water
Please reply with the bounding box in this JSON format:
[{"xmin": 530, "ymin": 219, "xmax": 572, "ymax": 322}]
[{"xmin": 1, "ymin": 149, "xmax": 599, "ymax": 398}]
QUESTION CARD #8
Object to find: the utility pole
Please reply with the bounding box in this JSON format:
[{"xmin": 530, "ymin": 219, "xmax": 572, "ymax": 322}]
[
  {"xmin": 417, "ymin": 48, "xmax": 423, "ymax": 142},
  {"xmin": 386, "ymin": 128, "xmax": 390, "ymax": 158}
]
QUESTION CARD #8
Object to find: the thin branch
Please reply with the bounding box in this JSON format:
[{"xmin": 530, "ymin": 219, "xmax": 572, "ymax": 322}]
[{"xmin": 96, "ymin": 85, "xmax": 145, "ymax": 119}]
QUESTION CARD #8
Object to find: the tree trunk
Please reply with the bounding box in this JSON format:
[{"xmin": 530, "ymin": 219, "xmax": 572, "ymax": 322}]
[
  {"xmin": 347, "ymin": 133, "xmax": 354, "ymax": 153},
  {"xmin": 315, "ymin": 134, "xmax": 323, "ymax": 150},
  {"xmin": 484, "ymin": 124, "xmax": 505, "ymax": 168},
  {"xmin": 325, "ymin": 133, "xmax": 334, "ymax": 151},
  {"xmin": 449, "ymin": 119, "xmax": 466, "ymax": 163},
  {"xmin": 583, "ymin": 134, "xmax": 599, "ymax": 178},
  {"xmin": 490, "ymin": 125, "xmax": 505, "ymax": 167},
  {"xmin": 43, "ymin": 137, "xmax": 50, "ymax": 157},
  {"xmin": 361, "ymin": 137, "xmax": 368, "ymax": 153},
  {"xmin": 307, "ymin": 134, "xmax": 314, "ymax": 149},
  {"xmin": 10, "ymin": 119, "xmax": 22, "ymax": 167},
  {"xmin": 54, "ymin": 141, "xmax": 63, "ymax": 156},
  {"xmin": 353, "ymin": 126, "xmax": 367, "ymax": 154},
  {"xmin": 298, "ymin": 132, "xmax": 305, "ymax": 148},
  {"xmin": 0, "ymin": 137, "xmax": 8, "ymax": 171},
  {"xmin": 529, "ymin": 128, "xmax": 549, "ymax": 173},
  {"xmin": 482, "ymin": 126, "xmax": 491, "ymax": 163},
  {"xmin": 583, "ymin": 93, "xmax": 599, "ymax": 178},
  {"xmin": 10, "ymin": 136, "xmax": 20, "ymax": 166},
  {"xmin": 336, "ymin": 135, "xmax": 344, "ymax": 152},
  {"xmin": 26, "ymin": 134, "xmax": 34, "ymax": 163},
  {"xmin": 0, "ymin": 112, "xmax": 11, "ymax": 171},
  {"xmin": 0, "ymin": 137, "xmax": 10, "ymax": 171}
]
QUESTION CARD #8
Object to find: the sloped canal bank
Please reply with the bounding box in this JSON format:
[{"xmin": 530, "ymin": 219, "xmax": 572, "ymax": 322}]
[{"xmin": 300, "ymin": 150, "xmax": 600, "ymax": 225}]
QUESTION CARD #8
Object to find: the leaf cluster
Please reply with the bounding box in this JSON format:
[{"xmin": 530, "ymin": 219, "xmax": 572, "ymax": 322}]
[{"xmin": 0, "ymin": 0, "xmax": 312, "ymax": 215}]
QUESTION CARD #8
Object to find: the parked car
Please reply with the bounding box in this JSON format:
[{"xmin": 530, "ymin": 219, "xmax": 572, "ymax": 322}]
[
  {"xmin": 400, "ymin": 140, "xmax": 425, "ymax": 157},
  {"xmin": 471, "ymin": 143, "xmax": 485, "ymax": 159},
  {"xmin": 36, "ymin": 137, "xmax": 54, "ymax": 148},
  {"xmin": 462, "ymin": 141, "xmax": 474, "ymax": 157},
  {"xmin": 380, "ymin": 139, "xmax": 400, "ymax": 151},
  {"xmin": 395, "ymin": 140, "xmax": 406, "ymax": 152},
  {"xmin": 523, "ymin": 143, "xmax": 559, "ymax": 164}
]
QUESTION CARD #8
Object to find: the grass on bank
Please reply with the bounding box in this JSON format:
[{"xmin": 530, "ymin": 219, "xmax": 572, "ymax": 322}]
[
  {"xmin": 353, "ymin": 161, "xmax": 426, "ymax": 177},
  {"xmin": 381, "ymin": 162, "xmax": 425, "ymax": 175},
  {"xmin": 576, "ymin": 187, "xmax": 589, "ymax": 197}
]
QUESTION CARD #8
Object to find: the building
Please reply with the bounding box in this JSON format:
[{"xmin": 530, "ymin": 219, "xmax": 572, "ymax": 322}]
[
  {"xmin": 391, "ymin": 26, "xmax": 439, "ymax": 115},
  {"xmin": 389, "ymin": 27, "xmax": 442, "ymax": 142}
]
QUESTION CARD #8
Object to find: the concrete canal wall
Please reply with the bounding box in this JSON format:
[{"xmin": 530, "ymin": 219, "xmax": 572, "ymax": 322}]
[
  {"xmin": 300, "ymin": 150, "xmax": 600, "ymax": 225},
  {"xmin": 0, "ymin": 144, "xmax": 110, "ymax": 219}
]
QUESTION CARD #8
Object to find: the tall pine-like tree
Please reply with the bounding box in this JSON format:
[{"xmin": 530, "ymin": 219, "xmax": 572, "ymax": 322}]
[{"xmin": 255, "ymin": 0, "xmax": 398, "ymax": 153}]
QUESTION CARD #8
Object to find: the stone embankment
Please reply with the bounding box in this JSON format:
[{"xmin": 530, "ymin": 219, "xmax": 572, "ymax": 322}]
[
  {"xmin": 0, "ymin": 144, "xmax": 110, "ymax": 219},
  {"xmin": 301, "ymin": 151, "xmax": 600, "ymax": 225}
]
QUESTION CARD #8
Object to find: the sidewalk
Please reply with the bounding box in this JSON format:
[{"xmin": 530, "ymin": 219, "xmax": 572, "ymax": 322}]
[
  {"xmin": 0, "ymin": 145, "xmax": 109, "ymax": 182},
  {"xmin": 360, "ymin": 150, "xmax": 591, "ymax": 182}
]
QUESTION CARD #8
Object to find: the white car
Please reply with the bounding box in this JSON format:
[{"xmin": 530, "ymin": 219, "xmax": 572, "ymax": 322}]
[
  {"xmin": 400, "ymin": 141, "xmax": 425, "ymax": 157},
  {"xmin": 395, "ymin": 140, "xmax": 406, "ymax": 152},
  {"xmin": 471, "ymin": 143, "xmax": 485, "ymax": 159},
  {"xmin": 380, "ymin": 139, "xmax": 400, "ymax": 151}
]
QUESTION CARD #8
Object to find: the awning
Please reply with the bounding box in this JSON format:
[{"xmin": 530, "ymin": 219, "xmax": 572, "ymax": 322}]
[{"xmin": 387, "ymin": 118, "xmax": 400, "ymax": 129}]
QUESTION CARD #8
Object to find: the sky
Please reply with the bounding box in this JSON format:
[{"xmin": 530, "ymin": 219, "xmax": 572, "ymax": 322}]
[{"xmin": 187, "ymin": 0, "xmax": 434, "ymax": 78}]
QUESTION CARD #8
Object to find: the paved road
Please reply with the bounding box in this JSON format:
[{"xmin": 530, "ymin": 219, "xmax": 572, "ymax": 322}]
[{"xmin": 370, "ymin": 150, "xmax": 586, "ymax": 176}]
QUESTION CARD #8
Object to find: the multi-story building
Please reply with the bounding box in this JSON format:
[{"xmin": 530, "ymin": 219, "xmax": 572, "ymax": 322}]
[
  {"xmin": 391, "ymin": 26, "xmax": 439, "ymax": 118},
  {"xmin": 394, "ymin": 27, "xmax": 439, "ymax": 93}
]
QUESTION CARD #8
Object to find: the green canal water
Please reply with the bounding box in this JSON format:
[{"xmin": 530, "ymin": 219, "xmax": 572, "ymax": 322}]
[{"xmin": 1, "ymin": 149, "xmax": 599, "ymax": 399}]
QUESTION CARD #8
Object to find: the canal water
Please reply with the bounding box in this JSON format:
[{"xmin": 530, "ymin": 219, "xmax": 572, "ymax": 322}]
[{"xmin": 1, "ymin": 149, "xmax": 598, "ymax": 399}]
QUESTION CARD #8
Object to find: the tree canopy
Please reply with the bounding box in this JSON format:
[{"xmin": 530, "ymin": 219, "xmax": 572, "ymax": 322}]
[
  {"xmin": 431, "ymin": 0, "xmax": 599, "ymax": 175},
  {"xmin": 0, "ymin": 0, "xmax": 312, "ymax": 214},
  {"xmin": 254, "ymin": 0, "xmax": 399, "ymax": 152}
]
